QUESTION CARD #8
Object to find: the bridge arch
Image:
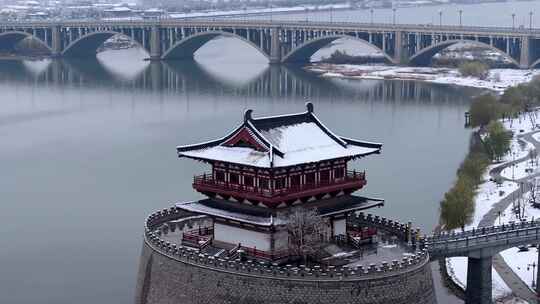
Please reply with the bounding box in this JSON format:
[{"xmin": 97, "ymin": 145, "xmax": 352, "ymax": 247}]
[
  {"xmin": 529, "ymin": 58, "xmax": 540, "ymax": 69},
  {"xmin": 62, "ymin": 31, "xmax": 148, "ymax": 57},
  {"xmin": 409, "ymin": 39, "xmax": 520, "ymax": 68},
  {"xmin": 0, "ymin": 31, "xmax": 51, "ymax": 53},
  {"xmin": 281, "ymin": 35, "xmax": 396, "ymax": 64},
  {"xmin": 162, "ymin": 31, "xmax": 270, "ymax": 61}
]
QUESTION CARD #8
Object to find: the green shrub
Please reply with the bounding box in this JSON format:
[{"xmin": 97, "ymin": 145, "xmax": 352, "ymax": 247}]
[{"xmin": 458, "ymin": 61, "xmax": 489, "ymax": 79}]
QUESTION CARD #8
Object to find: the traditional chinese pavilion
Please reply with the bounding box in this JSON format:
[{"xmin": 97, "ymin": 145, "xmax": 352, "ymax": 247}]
[{"xmin": 175, "ymin": 102, "xmax": 384, "ymax": 260}]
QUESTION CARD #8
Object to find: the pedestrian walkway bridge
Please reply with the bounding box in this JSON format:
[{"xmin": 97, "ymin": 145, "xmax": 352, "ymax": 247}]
[{"xmin": 423, "ymin": 220, "xmax": 540, "ymax": 304}]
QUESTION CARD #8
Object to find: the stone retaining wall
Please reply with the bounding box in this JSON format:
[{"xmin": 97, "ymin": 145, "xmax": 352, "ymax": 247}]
[{"xmin": 134, "ymin": 206, "xmax": 437, "ymax": 304}]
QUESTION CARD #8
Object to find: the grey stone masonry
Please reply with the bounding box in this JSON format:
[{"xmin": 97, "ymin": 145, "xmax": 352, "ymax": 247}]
[
  {"xmin": 134, "ymin": 207, "xmax": 436, "ymax": 304},
  {"xmin": 134, "ymin": 240, "xmax": 436, "ymax": 304}
]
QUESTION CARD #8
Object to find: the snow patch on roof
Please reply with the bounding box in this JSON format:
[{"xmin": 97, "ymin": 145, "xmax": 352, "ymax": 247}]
[{"xmin": 176, "ymin": 200, "xmax": 284, "ymax": 226}]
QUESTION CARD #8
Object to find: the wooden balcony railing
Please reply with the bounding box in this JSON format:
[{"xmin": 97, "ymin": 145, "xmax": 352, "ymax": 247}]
[
  {"xmin": 182, "ymin": 227, "xmax": 214, "ymax": 249},
  {"xmin": 192, "ymin": 170, "xmax": 366, "ymax": 203},
  {"xmin": 236, "ymin": 246, "xmax": 290, "ymax": 261}
]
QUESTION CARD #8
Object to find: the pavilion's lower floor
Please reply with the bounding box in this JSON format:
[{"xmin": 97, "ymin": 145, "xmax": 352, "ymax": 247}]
[
  {"xmin": 159, "ymin": 218, "xmax": 413, "ymax": 266},
  {"xmin": 173, "ymin": 194, "xmax": 386, "ymax": 261}
]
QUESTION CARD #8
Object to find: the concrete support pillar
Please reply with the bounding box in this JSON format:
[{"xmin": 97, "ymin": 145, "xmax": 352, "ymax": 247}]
[
  {"xmin": 150, "ymin": 26, "xmax": 161, "ymax": 61},
  {"xmin": 465, "ymin": 256, "xmax": 492, "ymax": 304},
  {"xmin": 269, "ymin": 27, "xmax": 281, "ymax": 64},
  {"xmin": 520, "ymin": 36, "xmax": 530, "ymax": 69},
  {"xmin": 51, "ymin": 25, "xmax": 61, "ymax": 57},
  {"xmin": 394, "ymin": 31, "xmax": 408, "ymax": 65}
]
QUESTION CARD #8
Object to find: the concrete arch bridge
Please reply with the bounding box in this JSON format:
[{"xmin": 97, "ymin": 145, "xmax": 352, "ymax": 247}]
[{"xmin": 2, "ymin": 20, "xmax": 540, "ymax": 68}]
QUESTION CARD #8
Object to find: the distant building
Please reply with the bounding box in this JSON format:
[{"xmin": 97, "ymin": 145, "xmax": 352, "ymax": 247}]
[{"xmin": 103, "ymin": 6, "xmax": 133, "ymax": 17}]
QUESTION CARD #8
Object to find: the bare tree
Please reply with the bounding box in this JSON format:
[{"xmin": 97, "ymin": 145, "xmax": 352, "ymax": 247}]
[
  {"xmin": 278, "ymin": 207, "xmax": 329, "ymax": 263},
  {"xmin": 528, "ymin": 111, "xmax": 537, "ymax": 130},
  {"xmin": 529, "ymin": 148, "xmax": 538, "ymax": 167}
]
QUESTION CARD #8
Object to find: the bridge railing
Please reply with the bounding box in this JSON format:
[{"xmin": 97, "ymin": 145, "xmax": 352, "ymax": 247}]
[
  {"xmin": 422, "ymin": 219, "xmax": 540, "ymax": 255},
  {"xmin": 2, "ymin": 19, "xmax": 540, "ymax": 35}
]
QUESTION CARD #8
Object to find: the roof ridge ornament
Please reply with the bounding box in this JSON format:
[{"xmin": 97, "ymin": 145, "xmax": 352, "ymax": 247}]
[
  {"xmin": 244, "ymin": 109, "xmax": 253, "ymax": 122},
  {"xmin": 305, "ymin": 101, "xmax": 314, "ymax": 113}
]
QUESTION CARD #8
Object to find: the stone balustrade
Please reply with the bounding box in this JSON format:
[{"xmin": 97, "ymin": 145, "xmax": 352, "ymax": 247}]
[{"xmin": 143, "ymin": 206, "xmax": 430, "ymax": 280}]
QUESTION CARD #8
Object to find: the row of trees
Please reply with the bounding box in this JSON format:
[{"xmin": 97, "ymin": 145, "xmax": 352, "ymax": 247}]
[
  {"xmin": 439, "ymin": 120, "xmax": 511, "ymax": 230},
  {"xmin": 440, "ymin": 79, "xmax": 526, "ymax": 229},
  {"xmin": 469, "ymin": 75, "xmax": 540, "ymax": 128},
  {"xmin": 440, "ymin": 134, "xmax": 491, "ymax": 229}
]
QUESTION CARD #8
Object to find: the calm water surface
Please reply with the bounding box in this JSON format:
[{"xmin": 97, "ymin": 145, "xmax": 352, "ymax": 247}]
[
  {"xmin": 247, "ymin": 0, "xmax": 540, "ymax": 27},
  {"xmin": 0, "ymin": 40, "xmax": 476, "ymax": 303}
]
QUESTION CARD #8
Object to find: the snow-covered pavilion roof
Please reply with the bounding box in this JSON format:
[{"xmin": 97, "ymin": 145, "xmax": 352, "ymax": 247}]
[
  {"xmin": 177, "ymin": 102, "xmax": 382, "ymax": 168},
  {"xmin": 175, "ymin": 195, "xmax": 385, "ymax": 227}
]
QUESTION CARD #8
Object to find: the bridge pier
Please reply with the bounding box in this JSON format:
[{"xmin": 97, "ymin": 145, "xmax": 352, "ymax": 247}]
[
  {"xmin": 465, "ymin": 256, "xmax": 492, "ymax": 304},
  {"xmin": 269, "ymin": 28, "xmax": 281, "ymax": 64},
  {"xmin": 51, "ymin": 26, "xmax": 61, "ymax": 57},
  {"xmin": 150, "ymin": 26, "xmax": 162, "ymax": 61},
  {"xmin": 520, "ymin": 36, "xmax": 530, "ymax": 69},
  {"xmin": 394, "ymin": 31, "xmax": 409, "ymax": 65}
]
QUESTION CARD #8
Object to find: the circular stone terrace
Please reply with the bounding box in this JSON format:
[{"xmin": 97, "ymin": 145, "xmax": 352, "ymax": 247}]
[{"xmin": 143, "ymin": 206, "xmax": 428, "ymax": 278}]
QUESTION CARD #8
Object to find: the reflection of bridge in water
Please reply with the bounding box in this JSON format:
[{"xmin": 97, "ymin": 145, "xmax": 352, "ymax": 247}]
[{"xmin": 0, "ymin": 58, "xmax": 474, "ymax": 104}]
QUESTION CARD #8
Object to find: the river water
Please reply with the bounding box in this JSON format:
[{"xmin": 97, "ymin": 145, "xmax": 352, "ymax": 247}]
[
  {"xmin": 0, "ymin": 34, "xmax": 478, "ymax": 303},
  {"xmin": 247, "ymin": 0, "xmax": 540, "ymax": 27}
]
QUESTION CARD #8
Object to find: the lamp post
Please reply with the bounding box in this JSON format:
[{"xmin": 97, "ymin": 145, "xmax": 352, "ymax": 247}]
[
  {"xmin": 370, "ymin": 8, "xmax": 374, "ymax": 24},
  {"xmin": 528, "ymin": 261, "xmax": 537, "ymax": 288},
  {"xmin": 530, "ymin": 11, "xmax": 534, "ymax": 30},
  {"xmin": 512, "ymin": 13, "xmax": 516, "ymax": 29},
  {"xmin": 536, "ymin": 246, "xmax": 540, "ymax": 296},
  {"xmin": 439, "ymin": 10, "xmax": 442, "ymax": 27},
  {"xmin": 330, "ymin": 6, "xmax": 333, "ymax": 23},
  {"xmin": 459, "ymin": 9, "xmax": 462, "ymax": 27},
  {"xmin": 513, "ymin": 151, "xmax": 516, "ymax": 180},
  {"xmin": 392, "ymin": 8, "xmax": 396, "ymax": 25}
]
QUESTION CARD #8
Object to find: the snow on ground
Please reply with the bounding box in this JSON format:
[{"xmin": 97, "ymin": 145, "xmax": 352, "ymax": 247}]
[
  {"xmin": 503, "ymin": 113, "xmax": 540, "ymax": 135},
  {"xmin": 498, "ymin": 194, "xmax": 540, "ymax": 293},
  {"xmin": 498, "ymin": 191, "xmax": 540, "ymax": 225},
  {"xmin": 446, "ymin": 112, "xmax": 540, "ymax": 301},
  {"xmin": 468, "ymin": 172, "xmax": 519, "ymax": 229},
  {"xmin": 446, "ymin": 257, "xmax": 512, "ymax": 299},
  {"xmin": 446, "ymin": 171, "xmax": 518, "ymax": 300},
  {"xmin": 534, "ymin": 132, "xmax": 540, "ymax": 143},
  {"xmin": 501, "ymin": 160, "xmax": 538, "ymax": 180},
  {"xmin": 501, "ymin": 246, "xmax": 539, "ymax": 292},
  {"xmin": 307, "ymin": 64, "xmax": 540, "ymax": 92},
  {"xmin": 501, "ymin": 137, "xmax": 535, "ymax": 163}
]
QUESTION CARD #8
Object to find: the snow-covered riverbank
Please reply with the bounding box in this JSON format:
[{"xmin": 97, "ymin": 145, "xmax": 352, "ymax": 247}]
[
  {"xmin": 306, "ymin": 64, "xmax": 540, "ymax": 92},
  {"xmin": 445, "ymin": 114, "xmax": 540, "ymax": 303}
]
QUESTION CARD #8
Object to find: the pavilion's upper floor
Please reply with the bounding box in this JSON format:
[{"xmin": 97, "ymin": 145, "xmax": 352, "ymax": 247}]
[{"xmin": 177, "ymin": 102, "xmax": 382, "ymax": 208}]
